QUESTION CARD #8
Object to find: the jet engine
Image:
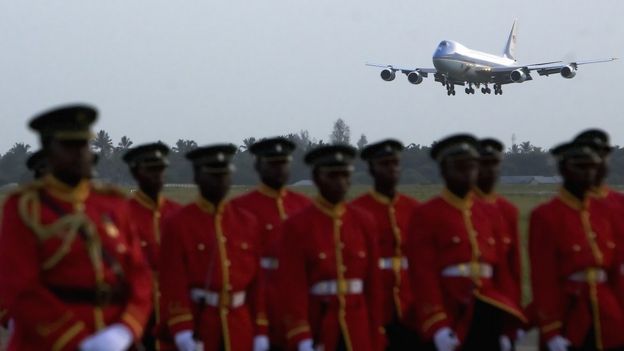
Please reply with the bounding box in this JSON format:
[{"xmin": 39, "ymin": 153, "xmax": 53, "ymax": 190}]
[
  {"xmin": 510, "ymin": 69, "xmax": 527, "ymax": 83},
  {"xmin": 407, "ymin": 71, "xmax": 423, "ymax": 85},
  {"xmin": 380, "ymin": 69, "xmax": 396, "ymax": 81},
  {"xmin": 560, "ymin": 65, "xmax": 577, "ymax": 79}
]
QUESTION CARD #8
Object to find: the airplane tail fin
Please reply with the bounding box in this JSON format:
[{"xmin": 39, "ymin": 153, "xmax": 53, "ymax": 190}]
[{"xmin": 503, "ymin": 19, "xmax": 518, "ymax": 61}]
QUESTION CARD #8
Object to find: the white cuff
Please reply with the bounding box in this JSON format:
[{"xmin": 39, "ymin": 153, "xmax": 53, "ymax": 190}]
[{"xmin": 79, "ymin": 324, "xmax": 133, "ymax": 351}]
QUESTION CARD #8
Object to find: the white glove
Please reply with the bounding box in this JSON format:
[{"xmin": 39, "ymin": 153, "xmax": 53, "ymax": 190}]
[
  {"xmin": 175, "ymin": 330, "xmax": 202, "ymax": 351},
  {"xmin": 433, "ymin": 327, "xmax": 460, "ymax": 351},
  {"xmin": 499, "ymin": 335, "xmax": 512, "ymax": 351},
  {"xmin": 298, "ymin": 339, "xmax": 315, "ymax": 351},
  {"xmin": 516, "ymin": 329, "xmax": 527, "ymax": 344},
  {"xmin": 547, "ymin": 335, "xmax": 571, "ymax": 351},
  {"xmin": 79, "ymin": 323, "xmax": 133, "ymax": 351},
  {"xmin": 253, "ymin": 335, "xmax": 270, "ymax": 351}
]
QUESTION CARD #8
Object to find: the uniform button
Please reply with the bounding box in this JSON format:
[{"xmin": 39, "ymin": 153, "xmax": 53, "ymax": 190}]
[
  {"xmin": 358, "ymin": 251, "xmax": 366, "ymax": 258},
  {"xmin": 339, "ymin": 242, "xmax": 345, "ymax": 249},
  {"xmin": 198, "ymin": 243, "xmax": 205, "ymax": 251},
  {"xmin": 155, "ymin": 212, "xmax": 161, "ymax": 219},
  {"xmin": 573, "ymin": 245, "xmax": 581, "ymax": 252},
  {"xmin": 221, "ymin": 237, "xmax": 227, "ymax": 244},
  {"xmin": 608, "ymin": 241, "xmax": 616, "ymax": 249},
  {"xmin": 336, "ymin": 220, "xmax": 343, "ymax": 226},
  {"xmin": 319, "ymin": 252, "xmax": 327, "ymax": 260},
  {"xmin": 227, "ymin": 284, "xmax": 233, "ymax": 291},
  {"xmin": 341, "ymin": 265, "xmax": 347, "ymax": 273},
  {"xmin": 225, "ymin": 260, "xmax": 232, "ymax": 267},
  {"xmin": 488, "ymin": 237, "xmax": 496, "ymax": 246},
  {"xmin": 452, "ymin": 236, "xmax": 461, "ymax": 244},
  {"xmin": 140, "ymin": 241, "xmax": 148, "ymax": 247},
  {"xmin": 241, "ymin": 242, "xmax": 249, "ymax": 250},
  {"xmin": 266, "ymin": 224, "xmax": 274, "ymax": 231},
  {"xmin": 116, "ymin": 244, "xmax": 127, "ymax": 254},
  {"xmin": 503, "ymin": 237, "xmax": 511, "ymax": 244}
]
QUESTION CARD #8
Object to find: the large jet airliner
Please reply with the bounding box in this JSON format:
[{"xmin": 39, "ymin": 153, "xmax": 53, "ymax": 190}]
[{"xmin": 366, "ymin": 20, "xmax": 617, "ymax": 96}]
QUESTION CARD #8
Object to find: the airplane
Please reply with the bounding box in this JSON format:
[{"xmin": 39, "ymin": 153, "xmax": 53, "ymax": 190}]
[{"xmin": 366, "ymin": 20, "xmax": 617, "ymax": 96}]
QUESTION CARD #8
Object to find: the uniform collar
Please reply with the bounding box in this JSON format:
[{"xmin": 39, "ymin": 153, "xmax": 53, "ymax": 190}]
[
  {"xmin": 134, "ymin": 190, "xmax": 164, "ymax": 211},
  {"xmin": 257, "ymin": 183, "xmax": 287, "ymax": 199},
  {"xmin": 473, "ymin": 187, "xmax": 498, "ymax": 204},
  {"xmin": 196, "ymin": 196, "xmax": 226, "ymax": 215},
  {"xmin": 558, "ymin": 188, "xmax": 589, "ymax": 211},
  {"xmin": 441, "ymin": 188, "xmax": 473, "ymax": 211},
  {"xmin": 43, "ymin": 174, "xmax": 90, "ymax": 203},
  {"xmin": 590, "ymin": 185, "xmax": 610, "ymax": 199},
  {"xmin": 314, "ymin": 196, "xmax": 346, "ymax": 218},
  {"xmin": 369, "ymin": 189, "xmax": 397, "ymax": 205}
]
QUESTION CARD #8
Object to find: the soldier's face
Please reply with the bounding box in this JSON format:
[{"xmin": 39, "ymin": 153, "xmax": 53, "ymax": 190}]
[
  {"xmin": 314, "ymin": 168, "xmax": 351, "ymax": 204},
  {"xmin": 46, "ymin": 139, "xmax": 93, "ymax": 183},
  {"xmin": 256, "ymin": 159, "xmax": 291, "ymax": 189},
  {"xmin": 195, "ymin": 169, "xmax": 231, "ymax": 203},
  {"xmin": 134, "ymin": 164, "xmax": 166, "ymax": 194},
  {"xmin": 478, "ymin": 157, "xmax": 502, "ymax": 190},
  {"xmin": 442, "ymin": 156, "xmax": 479, "ymax": 193},
  {"xmin": 370, "ymin": 156, "xmax": 401, "ymax": 187},
  {"xmin": 562, "ymin": 159, "xmax": 598, "ymax": 191}
]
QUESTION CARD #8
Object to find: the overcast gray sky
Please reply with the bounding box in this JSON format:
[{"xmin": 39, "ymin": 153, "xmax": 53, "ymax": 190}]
[{"xmin": 0, "ymin": 0, "xmax": 622, "ymax": 153}]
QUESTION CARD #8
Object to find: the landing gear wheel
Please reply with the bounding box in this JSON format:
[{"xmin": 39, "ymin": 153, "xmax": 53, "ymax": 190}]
[
  {"xmin": 481, "ymin": 88, "xmax": 486, "ymax": 94},
  {"xmin": 486, "ymin": 88, "xmax": 491, "ymax": 94},
  {"xmin": 465, "ymin": 88, "xmax": 470, "ymax": 94},
  {"xmin": 452, "ymin": 90, "xmax": 456, "ymax": 96}
]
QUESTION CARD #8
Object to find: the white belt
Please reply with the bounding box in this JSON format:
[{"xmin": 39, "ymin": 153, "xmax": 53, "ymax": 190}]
[
  {"xmin": 190, "ymin": 288, "xmax": 246, "ymax": 308},
  {"xmin": 260, "ymin": 257, "xmax": 279, "ymax": 270},
  {"xmin": 568, "ymin": 269, "xmax": 608, "ymax": 283},
  {"xmin": 378, "ymin": 257, "xmax": 408, "ymax": 270},
  {"xmin": 441, "ymin": 263, "xmax": 493, "ymax": 278},
  {"xmin": 310, "ymin": 279, "xmax": 363, "ymax": 295}
]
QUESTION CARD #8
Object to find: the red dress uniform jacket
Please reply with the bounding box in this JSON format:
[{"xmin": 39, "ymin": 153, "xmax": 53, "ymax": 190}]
[
  {"xmin": 351, "ymin": 191, "xmax": 419, "ymax": 326},
  {"xmin": 473, "ymin": 190, "xmax": 523, "ymax": 306},
  {"xmin": 406, "ymin": 189, "xmax": 526, "ymax": 342},
  {"xmin": 0, "ymin": 176, "xmax": 152, "ymax": 351},
  {"xmin": 128, "ymin": 191, "xmax": 181, "ymax": 350},
  {"xmin": 278, "ymin": 198, "xmax": 384, "ymax": 351},
  {"xmin": 231, "ymin": 184, "xmax": 310, "ymax": 346},
  {"xmin": 159, "ymin": 198, "xmax": 266, "ymax": 351},
  {"xmin": 530, "ymin": 189, "xmax": 624, "ymax": 349}
]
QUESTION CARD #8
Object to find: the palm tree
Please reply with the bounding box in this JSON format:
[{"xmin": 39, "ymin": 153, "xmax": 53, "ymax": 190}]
[
  {"xmin": 117, "ymin": 136, "xmax": 133, "ymax": 151},
  {"xmin": 172, "ymin": 139, "xmax": 198, "ymax": 154},
  {"xmin": 92, "ymin": 130, "xmax": 114, "ymax": 157}
]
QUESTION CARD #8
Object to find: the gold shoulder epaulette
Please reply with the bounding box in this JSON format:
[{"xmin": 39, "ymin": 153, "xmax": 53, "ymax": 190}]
[
  {"xmin": 91, "ymin": 181, "xmax": 129, "ymax": 198},
  {"xmin": 9, "ymin": 180, "xmax": 44, "ymax": 197}
]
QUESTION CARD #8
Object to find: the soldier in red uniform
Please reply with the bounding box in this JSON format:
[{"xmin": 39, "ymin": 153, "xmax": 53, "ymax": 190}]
[
  {"xmin": 529, "ymin": 140, "xmax": 624, "ymax": 351},
  {"xmin": 0, "ymin": 104, "xmax": 153, "ymax": 351},
  {"xmin": 277, "ymin": 144, "xmax": 384, "ymax": 351},
  {"xmin": 350, "ymin": 139, "xmax": 421, "ymax": 351},
  {"xmin": 123, "ymin": 142, "xmax": 182, "ymax": 351},
  {"xmin": 473, "ymin": 138, "xmax": 522, "ymax": 306},
  {"xmin": 231, "ymin": 137, "xmax": 311, "ymax": 350},
  {"xmin": 406, "ymin": 134, "xmax": 526, "ymax": 351},
  {"xmin": 159, "ymin": 144, "xmax": 268, "ymax": 351}
]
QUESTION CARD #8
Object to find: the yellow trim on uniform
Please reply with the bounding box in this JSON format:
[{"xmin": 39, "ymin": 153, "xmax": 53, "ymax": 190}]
[
  {"xmin": 332, "ymin": 214, "xmax": 354, "ymax": 351},
  {"xmin": 422, "ymin": 312, "xmax": 448, "ymax": 333},
  {"xmin": 52, "ymin": 321, "xmax": 85, "ymax": 351},
  {"xmin": 258, "ymin": 184, "xmax": 288, "ymax": 220},
  {"xmin": 472, "ymin": 187, "xmax": 498, "ymax": 204},
  {"xmin": 590, "ymin": 185, "xmax": 610, "ymax": 199},
  {"xmin": 287, "ymin": 324, "xmax": 311, "ymax": 339},
  {"xmin": 558, "ymin": 188, "xmax": 588, "ymax": 211},
  {"xmin": 168, "ymin": 313, "xmax": 193, "ymax": 327},
  {"xmin": 133, "ymin": 190, "xmax": 164, "ymax": 211},
  {"xmin": 43, "ymin": 175, "xmax": 90, "ymax": 204},
  {"xmin": 256, "ymin": 318, "xmax": 269, "ymax": 326},
  {"xmin": 441, "ymin": 188, "xmax": 473, "ymax": 211},
  {"xmin": 313, "ymin": 196, "xmax": 346, "ymax": 219},
  {"xmin": 473, "ymin": 291, "xmax": 528, "ymax": 323},
  {"xmin": 214, "ymin": 203, "xmax": 233, "ymax": 351},
  {"xmin": 541, "ymin": 321, "xmax": 563, "ymax": 334},
  {"xmin": 369, "ymin": 189, "xmax": 394, "ymax": 206},
  {"xmin": 122, "ymin": 312, "xmax": 144, "ymax": 337}
]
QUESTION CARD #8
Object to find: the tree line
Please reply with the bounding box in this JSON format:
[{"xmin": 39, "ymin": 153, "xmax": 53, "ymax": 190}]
[{"xmin": 1, "ymin": 119, "xmax": 623, "ymax": 186}]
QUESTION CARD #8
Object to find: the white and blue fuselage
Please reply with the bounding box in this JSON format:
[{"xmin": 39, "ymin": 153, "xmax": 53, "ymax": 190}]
[{"xmin": 432, "ymin": 40, "xmax": 515, "ymax": 83}]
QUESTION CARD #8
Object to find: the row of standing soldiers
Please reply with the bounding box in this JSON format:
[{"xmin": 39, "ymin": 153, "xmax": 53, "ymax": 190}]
[{"xmin": 0, "ymin": 104, "xmax": 623, "ymax": 351}]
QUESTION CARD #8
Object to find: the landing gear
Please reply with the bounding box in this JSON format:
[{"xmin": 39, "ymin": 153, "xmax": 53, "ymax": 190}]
[
  {"xmin": 481, "ymin": 84, "xmax": 492, "ymax": 94},
  {"xmin": 493, "ymin": 84, "xmax": 503, "ymax": 95},
  {"xmin": 446, "ymin": 83, "xmax": 456, "ymax": 96},
  {"xmin": 464, "ymin": 83, "xmax": 476, "ymax": 94}
]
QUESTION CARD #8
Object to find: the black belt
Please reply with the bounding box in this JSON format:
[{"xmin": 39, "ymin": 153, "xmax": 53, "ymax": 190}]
[{"xmin": 49, "ymin": 285, "xmax": 128, "ymax": 306}]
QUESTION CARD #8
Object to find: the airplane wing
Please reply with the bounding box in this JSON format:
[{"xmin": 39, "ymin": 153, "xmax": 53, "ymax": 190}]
[
  {"xmin": 488, "ymin": 58, "xmax": 617, "ymax": 75},
  {"xmin": 365, "ymin": 63, "xmax": 436, "ymax": 75}
]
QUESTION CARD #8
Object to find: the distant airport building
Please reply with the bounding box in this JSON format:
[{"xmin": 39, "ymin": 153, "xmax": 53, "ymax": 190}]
[{"xmin": 500, "ymin": 176, "xmax": 561, "ymax": 185}]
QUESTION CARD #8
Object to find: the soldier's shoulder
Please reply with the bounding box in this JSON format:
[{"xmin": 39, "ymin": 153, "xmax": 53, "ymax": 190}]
[{"xmin": 4, "ymin": 180, "xmax": 44, "ymax": 199}]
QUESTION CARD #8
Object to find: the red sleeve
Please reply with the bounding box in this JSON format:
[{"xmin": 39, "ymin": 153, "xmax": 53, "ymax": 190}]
[
  {"xmin": 360, "ymin": 211, "xmax": 386, "ymax": 351},
  {"xmin": 245, "ymin": 215, "xmax": 268, "ymax": 336},
  {"xmin": 277, "ymin": 217, "xmax": 312, "ymax": 348},
  {"xmin": 117, "ymin": 205, "xmax": 154, "ymax": 338},
  {"xmin": 405, "ymin": 205, "xmax": 452, "ymax": 340},
  {"xmin": 0, "ymin": 195, "xmax": 90, "ymax": 351},
  {"xmin": 529, "ymin": 207, "xmax": 564, "ymax": 341},
  {"xmin": 159, "ymin": 214, "xmax": 194, "ymax": 336}
]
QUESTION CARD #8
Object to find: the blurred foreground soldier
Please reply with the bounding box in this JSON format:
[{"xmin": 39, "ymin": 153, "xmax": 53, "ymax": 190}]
[
  {"xmin": 231, "ymin": 137, "xmax": 310, "ymax": 350},
  {"xmin": 574, "ymin": 129, "xmax": 624, "ymax": 209},
  {"xmin": 123, "ymin": 143, "xmax": 181, "ymax": 351},
  {"xmin": 529, "ymin": 141, "xmax": 624, "ymax": 351},
  {"xmin": 277, "ymin": 145, "xmax": 384, "ymax": 351},
  {"xmin": 406, "ymin": 134, "xmax": 526, "ymax": 351},
  {"xmin": 26, "ymin": 149, "xmax": 49, "ymax": 179},
  {"xmin": 351, "ymin": 139, "xmax": 421, "ymax": 351},
  {"xmin": 474, "ymin": 139, "xmax": 522, "ymax": 305},
  {"xmin": 0, "ymin": 104, "xmax": 152, "ymax": 350},
  {"xmin": 159, "ymin": 144, "xmax": 268, "ymax": 351}
]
